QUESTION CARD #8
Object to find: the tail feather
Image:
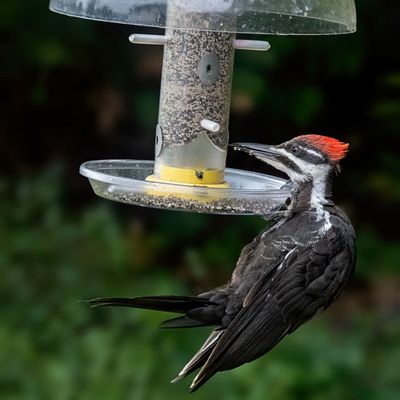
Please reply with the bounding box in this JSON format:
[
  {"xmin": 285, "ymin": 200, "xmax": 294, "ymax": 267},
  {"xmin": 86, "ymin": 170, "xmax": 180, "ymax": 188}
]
[
  {"xmin": 160, "ymin": 316, "xmax": 211, "ymax": 329},
  {"xmin": 88, "ymin": 295, "xmax": 213, "ymax": 314},
  {"xmin": 171, "ymin": 330, "xmax": 223, "ymax": 383},
  {"xmin": 190, "ymin": 365, "xmax": 217, "ymax": 393},
  {"xmin": 88, "ymin": 294, "xmax": 223, "ymax": 388}
]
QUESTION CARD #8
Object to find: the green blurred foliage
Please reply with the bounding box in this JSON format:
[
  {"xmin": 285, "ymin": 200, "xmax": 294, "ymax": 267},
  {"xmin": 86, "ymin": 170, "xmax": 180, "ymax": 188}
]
[
  {"xmin": 1, "ymin": 1, "xmax": 400, "ymax": 399},
  {"xmin": 1, "ymin": 166, "xmax": 399, "ymax": 400}
]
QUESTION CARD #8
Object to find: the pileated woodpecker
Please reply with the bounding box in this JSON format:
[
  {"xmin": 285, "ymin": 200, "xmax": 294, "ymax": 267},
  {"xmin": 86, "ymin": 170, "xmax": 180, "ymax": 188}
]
[{"xmin": 89, "ymin": 135, "xmax": 356, "ymax": 392}]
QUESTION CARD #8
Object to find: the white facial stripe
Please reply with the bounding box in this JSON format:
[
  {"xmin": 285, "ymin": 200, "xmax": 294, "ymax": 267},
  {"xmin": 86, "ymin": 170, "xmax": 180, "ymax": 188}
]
[
  {"xmin": 278, "ymin": 149, "xmax": 328, "ymax": 176},
  {"xmin": 255, "ymin": 155, "xmax": 306, "ymax": 182},
  {"xmin": 276, "ymin": 149, "xmax": 332, "ymax": 201},
  {"xmin": 311, "ymin": 170, "xmax": 329, "ymax": 204},
  {"xmin": 275, "ymin": 149, "xmax": 311, "ymax": 182},
  {"xmin": 312, "ymin": 174, "xmax": 332, "ymax": 233},
  {"xmin": 258, "ymin": 146, "xmax": 333, "ymax": 236},
  {"xmin": 256, "ymin": 148, "xmax": 331, "ymax": 200},
  {"xmin": 259, "ymin": 147, "xmax": 332, "ymax": 233},
  {"xmin": 298, "ymin": 146, "xmax": 325, "ymax": 160}
]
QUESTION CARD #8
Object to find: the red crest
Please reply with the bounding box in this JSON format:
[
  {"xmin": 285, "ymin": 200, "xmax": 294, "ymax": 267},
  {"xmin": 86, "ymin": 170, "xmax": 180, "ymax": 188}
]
[{"xmin": 297, "ymin": 135, "xmax": 349, "ymax": 162}]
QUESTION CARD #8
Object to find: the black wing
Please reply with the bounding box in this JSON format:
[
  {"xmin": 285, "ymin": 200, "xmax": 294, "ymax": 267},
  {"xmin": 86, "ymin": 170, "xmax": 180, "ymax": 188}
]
[{"xmin": 189, "ymin": 225, "xmax": 355, "ymax": 392}]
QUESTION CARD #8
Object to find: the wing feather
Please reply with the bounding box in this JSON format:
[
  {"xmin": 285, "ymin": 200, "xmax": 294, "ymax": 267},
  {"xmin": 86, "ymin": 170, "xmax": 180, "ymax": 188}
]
[{"xmin": 190, "ymin": 225, "xmax": 355, "ymax": 392}]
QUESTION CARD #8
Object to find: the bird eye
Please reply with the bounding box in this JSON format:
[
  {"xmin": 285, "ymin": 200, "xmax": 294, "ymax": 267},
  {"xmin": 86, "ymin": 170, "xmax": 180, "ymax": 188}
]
[{"xmin": 291, "ymin": 145, "xmax": 299, "ymax": 155}]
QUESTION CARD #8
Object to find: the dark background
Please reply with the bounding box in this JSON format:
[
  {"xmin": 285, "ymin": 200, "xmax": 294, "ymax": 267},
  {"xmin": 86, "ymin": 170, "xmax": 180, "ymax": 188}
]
[{"xmin": 1, "ymin": 1, "xmax": 399, "ymax": 399}]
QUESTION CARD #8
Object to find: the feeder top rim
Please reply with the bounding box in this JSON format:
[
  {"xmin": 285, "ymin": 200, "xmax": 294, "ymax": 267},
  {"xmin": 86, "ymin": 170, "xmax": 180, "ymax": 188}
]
[
  {"xmin": 79, "ymin": 159, "xmax": 291, "ymax": 216},
  {"xmin": 49, "ymin": 0, "xmax": 356, "ymax": 36},
  {"xmin": 80, "ymin": 160, "xmax": 288, "ymax": 194}
]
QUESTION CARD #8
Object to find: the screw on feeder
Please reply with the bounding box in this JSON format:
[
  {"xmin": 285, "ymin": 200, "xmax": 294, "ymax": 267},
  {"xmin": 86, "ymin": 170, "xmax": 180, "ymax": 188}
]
[{"xmin": 196, "ymin": 171, "xmax": 204, "ymax": 180}]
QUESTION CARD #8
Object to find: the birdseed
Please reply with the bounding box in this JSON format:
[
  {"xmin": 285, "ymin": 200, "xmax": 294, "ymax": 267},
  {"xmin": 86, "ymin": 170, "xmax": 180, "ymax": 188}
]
[
  {"xmin": 102, "ymin": 190, "xmax": 287, "ymax": 216},
  {"xmin": 158, "ymin": 8, "xmax": 235, "ymax": 149}
]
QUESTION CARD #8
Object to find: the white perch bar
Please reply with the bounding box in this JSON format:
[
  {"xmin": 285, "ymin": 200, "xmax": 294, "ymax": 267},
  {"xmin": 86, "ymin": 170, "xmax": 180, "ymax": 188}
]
[
  {"xmin": 200, "ymin": 119, "xmax": 221, "ymax": 133},
  {"xmin": 233, "ymin": 39, "xmax": 271, "ymax": 51},
  {"xmin": 129, "ymin": 34, "xmax": 169, "ymax": 45},
  {"xmin": 128, "ymin": 35, "xmax": 270, "ymax": 52}
]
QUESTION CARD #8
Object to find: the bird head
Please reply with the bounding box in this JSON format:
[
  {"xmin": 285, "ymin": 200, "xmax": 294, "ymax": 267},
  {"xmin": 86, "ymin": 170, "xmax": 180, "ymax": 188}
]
[{"xmin": 232, "ymin": 135, "xmax": 349, "ymax": 185}]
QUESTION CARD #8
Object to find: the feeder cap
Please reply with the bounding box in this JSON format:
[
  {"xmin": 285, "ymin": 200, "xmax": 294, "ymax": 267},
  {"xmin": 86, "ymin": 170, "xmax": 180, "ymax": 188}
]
[{"xmin": 50, "ymin": 0, "xmax": 356, "ymax": 35}]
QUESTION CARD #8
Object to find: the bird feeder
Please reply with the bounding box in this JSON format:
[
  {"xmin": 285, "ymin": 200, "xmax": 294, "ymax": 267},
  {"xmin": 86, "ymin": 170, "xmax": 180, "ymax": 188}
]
[{"xmin": 50, "ymin": 0, "xmax": 356, "ymax": 215}]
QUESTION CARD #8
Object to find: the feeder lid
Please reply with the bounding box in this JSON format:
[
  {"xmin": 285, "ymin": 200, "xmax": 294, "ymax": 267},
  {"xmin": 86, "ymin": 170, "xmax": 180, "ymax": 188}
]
[{"xmin": 50, "ymin": 0, "xmax": 356, "ymax": 35}]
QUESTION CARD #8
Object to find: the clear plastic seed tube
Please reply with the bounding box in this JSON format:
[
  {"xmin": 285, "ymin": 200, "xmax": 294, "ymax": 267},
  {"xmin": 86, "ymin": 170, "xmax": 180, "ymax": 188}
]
[{"xmin": 153, "ymin": 0, "xmax": 236, "ymax": 186}]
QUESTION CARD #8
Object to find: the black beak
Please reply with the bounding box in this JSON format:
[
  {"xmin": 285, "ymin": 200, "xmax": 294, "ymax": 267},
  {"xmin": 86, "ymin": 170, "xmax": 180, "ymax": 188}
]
[{"xmin": 230, "ymin": 143, "xmax": 281, "ymax": 161}]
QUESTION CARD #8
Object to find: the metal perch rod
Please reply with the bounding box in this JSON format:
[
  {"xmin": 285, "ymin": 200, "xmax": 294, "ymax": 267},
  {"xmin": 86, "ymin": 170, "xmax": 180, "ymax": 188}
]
[{"xmin": 129, "ymin": 34, "xmax": 270, "ymax": 52}]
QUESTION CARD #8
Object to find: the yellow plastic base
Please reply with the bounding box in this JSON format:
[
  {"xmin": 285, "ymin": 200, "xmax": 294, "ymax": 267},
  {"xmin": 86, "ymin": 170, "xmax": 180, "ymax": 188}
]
[
  {"xmin": 146, "ymin": 165, "xmax": 230, "ymax": 188},
  {"xmin": 144, "ymin": 165, "xmax": 229, "ymax": 203}
]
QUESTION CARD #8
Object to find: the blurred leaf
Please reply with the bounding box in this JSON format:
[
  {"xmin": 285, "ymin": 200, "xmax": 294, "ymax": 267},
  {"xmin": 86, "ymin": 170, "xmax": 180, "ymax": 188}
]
[
  {"xmin": 372, "ymin": 100, "xmax": 400, "ymax": 119},
  {"xmin": 291, "ymin": 85, "xmax": 324, "ymax": 127},
  {"xmin": 134, "ymin": 89, "xmax": 159, "ymax": 130}
]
